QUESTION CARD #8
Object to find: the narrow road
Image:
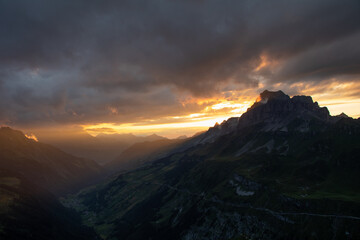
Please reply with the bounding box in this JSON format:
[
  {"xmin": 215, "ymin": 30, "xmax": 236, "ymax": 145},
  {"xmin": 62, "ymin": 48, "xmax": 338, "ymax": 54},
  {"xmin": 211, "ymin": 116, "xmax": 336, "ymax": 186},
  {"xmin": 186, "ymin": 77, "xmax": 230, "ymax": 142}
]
[{"xmin": 131, "ymin": 179, "xmax": 360, "ymax": 221}]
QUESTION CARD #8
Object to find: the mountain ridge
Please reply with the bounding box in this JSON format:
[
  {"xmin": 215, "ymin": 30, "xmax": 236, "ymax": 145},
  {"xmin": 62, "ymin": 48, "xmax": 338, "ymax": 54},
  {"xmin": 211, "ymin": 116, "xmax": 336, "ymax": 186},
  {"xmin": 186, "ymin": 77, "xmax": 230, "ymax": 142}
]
[
  {"xmin": 68, "ymin": 90, "xmax": 360, "ymax": 240},
  {"xmin": 195, "ymin": 90, "xmax": 345, "ymax": 145},
  {"xmin": 36, "ymin": 130, "xmax": 168, "ymax": 165}
]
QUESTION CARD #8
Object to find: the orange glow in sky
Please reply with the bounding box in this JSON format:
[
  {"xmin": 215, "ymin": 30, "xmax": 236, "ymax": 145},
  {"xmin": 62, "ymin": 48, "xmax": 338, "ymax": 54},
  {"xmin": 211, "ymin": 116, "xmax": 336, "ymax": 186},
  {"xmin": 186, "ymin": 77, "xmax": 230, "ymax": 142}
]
[
  {"xmin": 83, "ymin": 98, "xmax": 254, "ymax": 138},
  {"xmin": 81, "ymin": 85, "xmax": 360, "ymax": 138}
]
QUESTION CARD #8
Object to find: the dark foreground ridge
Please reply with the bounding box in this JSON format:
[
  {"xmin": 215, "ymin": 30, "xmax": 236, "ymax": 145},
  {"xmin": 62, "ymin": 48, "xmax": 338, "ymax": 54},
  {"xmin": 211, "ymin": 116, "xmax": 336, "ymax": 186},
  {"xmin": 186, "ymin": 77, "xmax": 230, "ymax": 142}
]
[
  {"xmin": 0, "ymin": 127, "xmax": 103, "ymax": 239},
  {"xmin": 0, "ymin": 127, "xmax": 103, "ymax": 196}
]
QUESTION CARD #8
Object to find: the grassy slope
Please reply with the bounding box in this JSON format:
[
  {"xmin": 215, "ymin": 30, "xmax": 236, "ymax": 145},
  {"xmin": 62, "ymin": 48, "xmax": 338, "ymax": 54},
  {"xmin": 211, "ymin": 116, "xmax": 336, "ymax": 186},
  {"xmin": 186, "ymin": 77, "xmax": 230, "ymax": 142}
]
[{"xmin": 68, "ymin": 118, "xmax": 360, "ymax": 239}]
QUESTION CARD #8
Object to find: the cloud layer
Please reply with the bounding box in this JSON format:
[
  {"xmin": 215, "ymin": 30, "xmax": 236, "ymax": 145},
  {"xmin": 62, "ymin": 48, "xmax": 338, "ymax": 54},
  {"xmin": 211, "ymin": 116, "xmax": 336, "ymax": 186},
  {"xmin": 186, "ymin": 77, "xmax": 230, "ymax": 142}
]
[{"xmin": 1, "ymin": 0, "xmax": 360, "ymax": 128}]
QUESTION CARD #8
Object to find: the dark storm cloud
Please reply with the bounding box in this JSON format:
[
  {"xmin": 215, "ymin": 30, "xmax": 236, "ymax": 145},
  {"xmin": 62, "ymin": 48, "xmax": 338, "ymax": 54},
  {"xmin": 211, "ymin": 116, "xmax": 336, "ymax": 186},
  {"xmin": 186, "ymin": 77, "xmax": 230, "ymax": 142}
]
[
  {"xmin": 0, "ymin": 0, "xmax": 359, "ymax": 126},
  {"xmin": 271, "ymin": 32, "xmax": 360, "ymax": 82}
]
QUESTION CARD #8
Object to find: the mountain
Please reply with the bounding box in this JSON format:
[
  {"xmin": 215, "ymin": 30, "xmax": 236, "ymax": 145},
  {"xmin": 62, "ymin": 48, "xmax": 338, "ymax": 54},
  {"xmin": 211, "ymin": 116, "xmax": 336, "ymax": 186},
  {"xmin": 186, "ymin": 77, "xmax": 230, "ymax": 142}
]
[
  {"xmin": 176, "ymin": 135, "xmax": 188, "ymax": 140},
  {"xmin": 194, "ymin": 90, "xmax": 332, "ymax": 144},
  {"xmin": 0, "ymin": 127, "xmax": 103, "ymax": 239},
  {"xmin": 37, "ymin": 130, "xmax": 167, "ymax": 165},
  {"xmin": 67, "ymin": 90, "xmax": 360, "ymax": 239},
  {"xmin": 96, "ymin": 133, "xmax": 167, "ymax": 143},
  {"xmin": 0, "ymin": 169, "xmax": 100, "ymax": 240},
  {"xmin": 105, "ymin": 138, "xmax": 187, "ymax": 173},
  {"xmin": 35, "ymin": 129, "xmax": 127, "ymax": 166},
  {"xmin": 0, "ymin": 127, "xmax": 102, "ymax": 196}
]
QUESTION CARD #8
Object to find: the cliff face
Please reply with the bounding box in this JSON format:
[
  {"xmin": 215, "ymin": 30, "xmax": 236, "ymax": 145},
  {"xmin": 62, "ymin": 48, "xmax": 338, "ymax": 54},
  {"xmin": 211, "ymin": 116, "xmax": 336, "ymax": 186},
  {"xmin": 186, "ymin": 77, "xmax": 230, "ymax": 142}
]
[
  {"xmin": 240, "ymin": 90, "xmax": 330, "ymax": 126},
  {"xmin": 199, "ymin": 90, "xmax": 335, "ymax": 144}
]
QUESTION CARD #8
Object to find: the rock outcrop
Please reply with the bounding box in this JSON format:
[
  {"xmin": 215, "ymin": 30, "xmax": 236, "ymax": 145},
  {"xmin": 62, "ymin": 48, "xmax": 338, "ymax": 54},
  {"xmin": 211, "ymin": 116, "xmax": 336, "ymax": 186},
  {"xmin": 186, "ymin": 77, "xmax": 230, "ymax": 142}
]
[{"xmin": 198, "ymin": 90, "xmax": 339, "ymax": 143}]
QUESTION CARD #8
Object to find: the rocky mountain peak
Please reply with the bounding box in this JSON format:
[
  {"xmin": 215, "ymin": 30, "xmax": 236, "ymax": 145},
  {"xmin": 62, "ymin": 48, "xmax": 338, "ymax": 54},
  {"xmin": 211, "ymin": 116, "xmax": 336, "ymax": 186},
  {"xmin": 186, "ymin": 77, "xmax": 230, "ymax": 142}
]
[
  {"xmin": 260, "ymin": 90, "xmax": 289, "ymax": 101},
  {"xmin": 336, "ymin": 112, "xmax": 349, "ymax": 118},
  {"xmin": 197, "ymin": 90, "xmax": 333, "ymax": 144},
  {"xmin": 250, "ymin": 90, "xmax": 290, "ymax": 109},
  {"xmin": 240, "ymin": 91, "xmax": 330, "ymax": 129}
]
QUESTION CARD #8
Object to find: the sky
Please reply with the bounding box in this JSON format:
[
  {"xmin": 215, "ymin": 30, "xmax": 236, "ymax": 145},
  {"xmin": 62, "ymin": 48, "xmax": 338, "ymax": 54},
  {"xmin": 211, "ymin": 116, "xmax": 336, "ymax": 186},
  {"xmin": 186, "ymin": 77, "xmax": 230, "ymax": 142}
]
[{"xmin": 0, "ymin": 0, "xmax": 360, "ymax": 138}]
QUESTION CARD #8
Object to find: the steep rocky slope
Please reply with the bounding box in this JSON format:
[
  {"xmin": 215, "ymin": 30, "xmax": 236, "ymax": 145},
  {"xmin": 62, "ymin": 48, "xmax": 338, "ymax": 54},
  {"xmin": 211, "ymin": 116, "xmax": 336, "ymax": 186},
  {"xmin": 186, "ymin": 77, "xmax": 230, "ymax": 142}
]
[{"xmin": 67, "ymin": 90, "xmax": 360, "ymax": 239}]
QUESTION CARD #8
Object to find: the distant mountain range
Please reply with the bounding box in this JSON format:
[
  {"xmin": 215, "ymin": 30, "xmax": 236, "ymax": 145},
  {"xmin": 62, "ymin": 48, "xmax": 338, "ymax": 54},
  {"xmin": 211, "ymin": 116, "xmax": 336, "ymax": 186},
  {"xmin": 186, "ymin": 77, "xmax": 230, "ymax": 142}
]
[
  {"xmin": 105, "ymin": 138, "xmax": 188, "ymax": 173},
  {"xmin": 36, "ymin": 130, "xmax": 168, "ymax": 165},
  {"xmin": 69, "ymin": 90, "xmax": 360, "ymax": 239}
]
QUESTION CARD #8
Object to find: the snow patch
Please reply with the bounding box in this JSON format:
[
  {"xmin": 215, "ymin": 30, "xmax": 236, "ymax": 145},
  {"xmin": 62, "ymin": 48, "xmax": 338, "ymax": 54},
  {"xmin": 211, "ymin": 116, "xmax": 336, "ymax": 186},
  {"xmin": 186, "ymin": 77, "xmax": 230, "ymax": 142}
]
[
  {"xmin": 235, "ymin": 139, "xmax": 256, "ymax": 156},
  {"xmin": 236, "ymin": 186, "xmax": 254, "ymax": 196},
  {"xmin": 251, "ymin": 139, "xmax": 274, "ymax": 153}
]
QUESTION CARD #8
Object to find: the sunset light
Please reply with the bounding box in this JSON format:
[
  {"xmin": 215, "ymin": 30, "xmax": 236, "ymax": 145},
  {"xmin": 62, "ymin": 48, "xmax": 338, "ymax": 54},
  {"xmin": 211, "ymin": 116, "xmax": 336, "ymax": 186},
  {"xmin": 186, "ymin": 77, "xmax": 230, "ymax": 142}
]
[
  {"xmin": 1, "ymin": 1, "xmax": 360, "ymax": 239},
  {"xmin": 78, "ymin": 88, "xmax": 360, "ymax": 138},
  {"xmin": 25, "ymin": 133, "xmax": 38, "ymax": 142}
]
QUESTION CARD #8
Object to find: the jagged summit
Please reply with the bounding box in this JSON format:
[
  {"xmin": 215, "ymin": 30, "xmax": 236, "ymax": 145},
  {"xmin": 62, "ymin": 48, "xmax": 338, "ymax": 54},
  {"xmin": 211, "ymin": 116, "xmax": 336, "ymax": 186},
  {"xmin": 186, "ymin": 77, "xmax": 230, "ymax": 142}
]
[
  {"xmin": 260, "ymin": 90, "xmax": 289, "ymax": 101},
  {"xmin": 245, "ymin": 90, "xmax": 330, "ymax": 123},
  {"xmin": 251, "ymin": 90, "xmax": 318, "ymax": 109},
  {"xmin": 336, "ymin": 112, "xmax": 349, "ymax": 118},
  {"xmin": 198, "ymin": 90, "xmax": 340, "ymax": 143},
  {"xmin": 250, "ymin": 90, "xmax": 289, "ymax": 109}
]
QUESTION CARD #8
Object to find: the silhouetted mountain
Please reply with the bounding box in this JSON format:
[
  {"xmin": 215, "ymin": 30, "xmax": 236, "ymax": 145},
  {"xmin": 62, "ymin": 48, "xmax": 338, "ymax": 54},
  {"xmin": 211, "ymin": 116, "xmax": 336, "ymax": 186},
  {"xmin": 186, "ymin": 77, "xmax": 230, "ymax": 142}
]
[
  {"xmin": 142, "ymin": 134, "xmax": 168, "ymax": 142},
  {"xmin": 96, "ymin": 133, "xmax": 139, "ymax": 142},
  {"xmin": 36, "ymin": 129, "xmax": 126, "ymax": 165},
  {"xmin": 69, "ymin": 90, "xmax": 360, "ymax": 240},
  {"xmin": 105, "ymin": 139, "xmax": 186, "ymax": 173},
  {"xmin": 194, "ymin": 90, "xmax": 332, "ymax": 144},
  {"xmin": 0, "ymin": 127, "xmax": 102, "ymax": 196},
  {"xmin": 96, "ymin": 133, "xmax": 167, "ymax": 148},
  {"xmin": 176, "ymin": 135, "xmax": 188, "ymax": 140},
  {"xmin": 38, "ymin": 130, "xmax": 167, "ymax": 165}
]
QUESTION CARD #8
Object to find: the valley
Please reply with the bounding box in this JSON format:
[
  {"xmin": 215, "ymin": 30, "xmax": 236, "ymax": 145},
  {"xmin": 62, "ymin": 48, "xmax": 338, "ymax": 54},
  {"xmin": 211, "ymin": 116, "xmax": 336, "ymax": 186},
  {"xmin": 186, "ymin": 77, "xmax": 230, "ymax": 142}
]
[
  {"xmin": 2, "ymin": 1, "xmax": 360, "ymax": 239},
  {"xmin": 1, "ymin": 91, "xmax": 360, "ymax": 239},
  {"xmin": 61, "ymin": 90, "xmax": 360, "ymax": 239}
]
